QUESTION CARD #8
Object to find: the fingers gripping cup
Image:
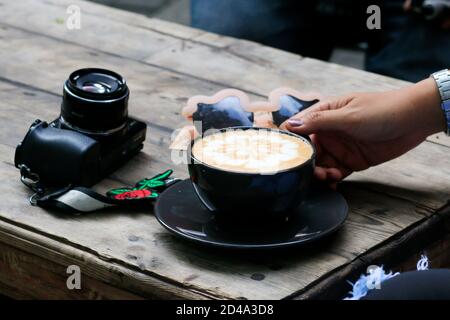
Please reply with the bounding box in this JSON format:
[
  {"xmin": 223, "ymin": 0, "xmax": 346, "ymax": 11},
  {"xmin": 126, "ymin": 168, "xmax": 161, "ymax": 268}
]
[{"xmin": 188, "ymin": 127, "xmax": 315, "ymax": 219}]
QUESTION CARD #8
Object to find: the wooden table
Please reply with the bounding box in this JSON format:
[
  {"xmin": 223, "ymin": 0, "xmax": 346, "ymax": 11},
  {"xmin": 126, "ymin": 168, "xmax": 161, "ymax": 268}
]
[{"xmin": 0, "ymin": 0, "xmax": 449, "ymax": 300}]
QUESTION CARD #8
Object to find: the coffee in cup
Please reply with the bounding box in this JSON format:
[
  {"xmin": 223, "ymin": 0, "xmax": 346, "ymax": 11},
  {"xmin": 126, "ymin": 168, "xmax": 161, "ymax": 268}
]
[
  {"xmin": 191, "ymin": 128, "xmax": 313, "ymax": 174},
  {"xmin": 188, "ymin": 127, "xmax": 315, "ymax": 217}
]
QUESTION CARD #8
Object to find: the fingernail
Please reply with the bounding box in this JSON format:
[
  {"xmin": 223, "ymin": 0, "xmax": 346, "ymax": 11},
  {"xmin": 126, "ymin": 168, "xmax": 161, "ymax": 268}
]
[{"xmin": 287, "ymin": 119, "xmax": 304, "ymax": 127}]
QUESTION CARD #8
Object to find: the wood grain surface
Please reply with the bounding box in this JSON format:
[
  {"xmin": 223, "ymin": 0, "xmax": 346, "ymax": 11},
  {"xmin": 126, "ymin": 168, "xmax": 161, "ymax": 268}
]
[{"xmin": 0, "ymin": 0, "xmax": 449, "ymax": 299}]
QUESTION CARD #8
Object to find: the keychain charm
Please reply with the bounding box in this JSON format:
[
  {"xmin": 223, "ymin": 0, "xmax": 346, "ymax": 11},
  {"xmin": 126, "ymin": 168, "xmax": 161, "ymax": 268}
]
[{"xmin": 107, "ymin": 169, "xmax": 179, "ymax": 202}]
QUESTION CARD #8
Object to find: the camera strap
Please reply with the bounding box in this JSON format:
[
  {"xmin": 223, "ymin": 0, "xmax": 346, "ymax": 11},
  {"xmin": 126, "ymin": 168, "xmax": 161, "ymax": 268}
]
[{"xmin": 19, "ymin": 168, "xmax": 180, "ymax": 213}]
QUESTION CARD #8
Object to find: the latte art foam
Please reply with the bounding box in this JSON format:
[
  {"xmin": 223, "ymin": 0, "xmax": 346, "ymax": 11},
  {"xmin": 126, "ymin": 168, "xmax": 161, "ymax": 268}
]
[{"xmin": 192, "ymin": 129, "xmax": 313, "ymax": 173}]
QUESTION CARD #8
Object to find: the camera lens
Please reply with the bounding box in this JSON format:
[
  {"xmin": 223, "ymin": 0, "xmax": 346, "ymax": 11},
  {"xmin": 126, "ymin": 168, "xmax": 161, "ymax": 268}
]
[
  {"xmin": 61, "ymin": 68, "xmax": 129, "ymax": 132},
  {"xmin": 81, "ymin": 82, "xmax": 110, "ymax": 94}
]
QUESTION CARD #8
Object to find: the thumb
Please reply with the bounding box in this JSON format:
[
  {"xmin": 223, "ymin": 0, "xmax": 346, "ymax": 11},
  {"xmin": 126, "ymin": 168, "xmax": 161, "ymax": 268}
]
[{"xmin": 285, "ymin": 109, "xmax": 346, "ymax": 135}]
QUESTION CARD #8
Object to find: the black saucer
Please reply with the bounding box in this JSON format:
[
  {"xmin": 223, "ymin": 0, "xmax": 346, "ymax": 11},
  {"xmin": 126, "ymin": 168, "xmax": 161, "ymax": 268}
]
[{"xmin": 154, "ymin": 179, "xmax": 348, "ymax": 249}]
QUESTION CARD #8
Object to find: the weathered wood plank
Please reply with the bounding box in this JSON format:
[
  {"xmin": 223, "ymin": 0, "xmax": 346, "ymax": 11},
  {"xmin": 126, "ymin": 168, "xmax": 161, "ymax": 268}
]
[
  {"xmin": 0, "ymin": 0, "xmax": 449, "ymax": 300},
  {"xmin": 347, "ymin": 139, "xmax": 450, "ymax": 211},
  {"xmin": 427, "ymin": 133, "xmax": 450, "ymax": 148},
  {"xmin": 2, "ymin": 0, "xmax": 447, "ymax": 144},
  {"xmin": 0, "ymin": 0, "xmax": 410, "ymax": 98},
  {"xmin": 0, "ymin": 213, "xmax": 210, "ymax": 299},
  {"xmin": 40, "ymin": 0, "xmax": 450, "ymax": 149},
  {"xmin": 0, "ymin": 161, "xmax": 435, "ymax": 299},
  {"xmin": 0, "ymin": 22, "xmax": 448, "ymax": 209},
  {"xmin": 0, "ymin": 240, "xmax": 144, "ymax": 300},
  {"xmin": 0, "ymin": 113, "xmax": 438, "ymax": 299}
]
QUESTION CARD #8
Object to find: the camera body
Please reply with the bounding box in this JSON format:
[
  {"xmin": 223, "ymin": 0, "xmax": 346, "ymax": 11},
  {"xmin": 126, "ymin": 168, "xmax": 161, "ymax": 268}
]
[
  {"xmin": 15, "ymin": 117, "xmax": 146, "ymax": 187},
  {"xmin": 15, "ymin": 68, "xmax": 147, "ymax": 188}
]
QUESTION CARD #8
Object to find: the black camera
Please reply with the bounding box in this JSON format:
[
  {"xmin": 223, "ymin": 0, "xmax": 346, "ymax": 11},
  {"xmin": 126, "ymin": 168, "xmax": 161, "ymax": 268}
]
[{"xmin": 15, "ymin": 68, "xmax": 147, "ymax": 188}]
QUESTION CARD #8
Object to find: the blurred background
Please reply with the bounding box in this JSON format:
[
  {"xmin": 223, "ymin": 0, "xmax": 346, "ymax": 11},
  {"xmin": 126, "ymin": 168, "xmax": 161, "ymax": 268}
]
[
  {"xmin": 88, "ymin": 0, "xmax": 450, "ymax": 82},
  {"xmin": 88, "ymin": 0, "xmax": 365, "ymax": 70},
  {"xmin": 89, "ymin": 0, "xmax": 190, "ymax": 25}
]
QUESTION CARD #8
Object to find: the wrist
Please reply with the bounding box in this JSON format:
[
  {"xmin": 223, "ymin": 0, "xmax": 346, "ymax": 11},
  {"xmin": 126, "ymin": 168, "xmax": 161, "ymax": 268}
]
[{"xmin": 407, "ymin": 78, "xmax": 446, "ymax": 135}]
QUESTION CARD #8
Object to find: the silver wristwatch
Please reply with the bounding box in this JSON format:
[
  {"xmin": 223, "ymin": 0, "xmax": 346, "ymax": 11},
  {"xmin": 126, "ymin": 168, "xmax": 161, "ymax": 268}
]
[{"xmin": 431, "ymin": 69, "xmax": 450, "ymax": 135}]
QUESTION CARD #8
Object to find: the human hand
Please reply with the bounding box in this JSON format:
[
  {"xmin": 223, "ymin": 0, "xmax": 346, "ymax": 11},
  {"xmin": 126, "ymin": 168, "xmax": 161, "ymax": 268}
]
[{"xmin": 280, "ymin": 78, "xmax": 445, "ymax": 183}]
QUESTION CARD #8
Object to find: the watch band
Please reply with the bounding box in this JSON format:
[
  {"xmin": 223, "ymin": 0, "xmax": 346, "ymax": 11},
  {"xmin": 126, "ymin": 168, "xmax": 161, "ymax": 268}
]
[{"xmin": 431, "ymin": 69, "xmax": 450, "ymax": 136}]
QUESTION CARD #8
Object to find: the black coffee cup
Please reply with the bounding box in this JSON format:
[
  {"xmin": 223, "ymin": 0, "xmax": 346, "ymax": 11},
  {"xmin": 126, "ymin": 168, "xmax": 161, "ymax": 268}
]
[{"xmin": 188, "ymin": 127, "xmax": 315, "ymax": 220}]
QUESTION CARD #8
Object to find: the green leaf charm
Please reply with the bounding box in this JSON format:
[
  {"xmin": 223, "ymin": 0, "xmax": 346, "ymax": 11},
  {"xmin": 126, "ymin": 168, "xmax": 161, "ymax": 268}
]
[{"xmin": 106, "ymin": 169, "xmax": 176, "ymax": 202}]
